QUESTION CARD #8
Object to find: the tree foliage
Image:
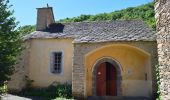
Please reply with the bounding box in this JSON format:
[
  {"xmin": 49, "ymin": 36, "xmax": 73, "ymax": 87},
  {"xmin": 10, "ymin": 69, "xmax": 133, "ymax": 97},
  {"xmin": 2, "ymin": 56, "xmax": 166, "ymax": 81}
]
[
  {"xmin": 0, "ymin": 0, "xmax": 22, "ymax": 85},
  {"xmin": 18, "ymin": 25, "xmax": 35, "ymax": 35},
  {"xmin": 59, "ymin": 2, "xmax": 155, "ymax": 30}
]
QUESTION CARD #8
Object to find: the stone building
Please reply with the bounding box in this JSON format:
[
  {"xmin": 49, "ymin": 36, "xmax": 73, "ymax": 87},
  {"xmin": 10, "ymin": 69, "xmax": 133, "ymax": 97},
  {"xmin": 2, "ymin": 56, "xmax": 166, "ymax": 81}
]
[
  {"xmin": 8, "ymin": 6, "xmax": 159, "ymax": 99},
  {"xmin": 155, "ymin": 0, "xmax": 170, "ymax": 99}
]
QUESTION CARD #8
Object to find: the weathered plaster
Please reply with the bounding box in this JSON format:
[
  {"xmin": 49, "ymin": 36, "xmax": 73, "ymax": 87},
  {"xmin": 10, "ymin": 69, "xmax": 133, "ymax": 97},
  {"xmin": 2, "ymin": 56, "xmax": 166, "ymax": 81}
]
[{"xmin": 28, "ymin": 38, "xmax": 73, "ymax": 87}]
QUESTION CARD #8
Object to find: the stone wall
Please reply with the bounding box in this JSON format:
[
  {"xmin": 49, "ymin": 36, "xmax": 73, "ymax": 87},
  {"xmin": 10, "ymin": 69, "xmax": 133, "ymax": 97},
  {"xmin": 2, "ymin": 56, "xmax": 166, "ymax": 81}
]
[
  {"xmin": 155, "ymin": 0, "xmax": 170, "ymax": 99},
  {"xmin": 72, "ymin": 41, "xmax": 158, "ymax": 98},
  {"xmin": 7, "ymin": 41, "xmax": 30, "ymax": 91}
]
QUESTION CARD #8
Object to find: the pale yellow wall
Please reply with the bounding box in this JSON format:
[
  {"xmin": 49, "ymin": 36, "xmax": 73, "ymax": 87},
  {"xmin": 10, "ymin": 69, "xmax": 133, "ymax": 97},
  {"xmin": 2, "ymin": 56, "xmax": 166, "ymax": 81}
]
[
  {"xmin": 28, "ymin": 39, "xmax": 73, "ymax": 87},
  {"xmin": 85, "ymin": 44, "xmax": 152, "ymax": 97}
]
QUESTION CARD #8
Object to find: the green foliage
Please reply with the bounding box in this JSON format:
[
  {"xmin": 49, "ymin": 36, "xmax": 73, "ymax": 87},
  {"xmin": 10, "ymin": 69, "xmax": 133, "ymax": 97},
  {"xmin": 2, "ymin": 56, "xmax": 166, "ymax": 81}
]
[
  {"xmin": 18, "ymin": 25, "xmax": 35, "ymax": 35},
  {"xmin": 0, "ymin": 82, "xmax": 8, "ymax": 94},
  {"xmin": 59, "ymin": 2, "xmax": 155, "ymax": 30},
  {"xmin": 0, "ymin": 0, "xmax": 22, "ymax": 85},
  {"xmin": 59, "ymin": 15, "xmax": 92, "ymax": 23},
  {"xmin": 55, "ymin": 83, "xmax": 72, "ymax": 98},
  {"xmin": 17, "ymin": 83, "xmax": 73, "ymax": 99},
  {"xmin": 20, "ymin": 88, "xmax": 57, "ymax": 99}
]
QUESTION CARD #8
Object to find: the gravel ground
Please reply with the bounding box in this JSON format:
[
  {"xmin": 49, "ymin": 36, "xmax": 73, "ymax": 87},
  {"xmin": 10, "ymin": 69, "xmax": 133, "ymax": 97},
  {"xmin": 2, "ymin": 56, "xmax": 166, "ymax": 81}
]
[{"xmin": 0, "ymin": 94, "xmax": 46, "ymax": 100}]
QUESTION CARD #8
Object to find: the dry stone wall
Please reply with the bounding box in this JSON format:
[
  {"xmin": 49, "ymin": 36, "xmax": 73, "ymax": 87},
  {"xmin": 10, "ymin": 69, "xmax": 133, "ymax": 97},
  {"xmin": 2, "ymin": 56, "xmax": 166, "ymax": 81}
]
[{"xmin": 155, "ymin": 0, "xmax": 170, "ymax": 99}]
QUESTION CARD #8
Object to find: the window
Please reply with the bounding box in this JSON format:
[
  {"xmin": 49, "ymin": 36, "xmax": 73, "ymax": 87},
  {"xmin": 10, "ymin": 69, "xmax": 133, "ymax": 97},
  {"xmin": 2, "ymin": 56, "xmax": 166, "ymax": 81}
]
[{"xmin": 51, "ymin": 52, "xmax": 63, "ymax": 74}]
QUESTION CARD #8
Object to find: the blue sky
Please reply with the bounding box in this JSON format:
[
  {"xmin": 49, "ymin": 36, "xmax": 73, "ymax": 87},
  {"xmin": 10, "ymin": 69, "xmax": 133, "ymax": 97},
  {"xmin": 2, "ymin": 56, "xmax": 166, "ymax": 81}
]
[{"xmin": 10, "ymin": 0, "xmax": 153, "ymax": 26}]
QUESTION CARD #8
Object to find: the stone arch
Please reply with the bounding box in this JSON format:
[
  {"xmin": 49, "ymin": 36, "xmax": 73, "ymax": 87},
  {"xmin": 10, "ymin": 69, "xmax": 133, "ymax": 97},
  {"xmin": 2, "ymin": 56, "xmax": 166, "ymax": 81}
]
[
  {"xmin": 85, "ymin": 44, "xmax": 150, "ymax": 58},
  {"xmin": 84, "ymin": 44, "xmax": 152, "ymax": 97},
  {"xmin": 92, "ymin": 57, "xmax": 122, "ymax": 96}
]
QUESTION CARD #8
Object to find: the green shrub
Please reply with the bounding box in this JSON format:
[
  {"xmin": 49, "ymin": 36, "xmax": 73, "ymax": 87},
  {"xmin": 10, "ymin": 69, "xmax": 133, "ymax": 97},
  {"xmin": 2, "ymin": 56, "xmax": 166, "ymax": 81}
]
[
  {"xmin": 0, "ymin": 81, "xmax": 8, "ymax": 94},
  {"xmin": 55, "ymin": 83, "xmax": 72, "ymax": 98},
  {"xmin": 17, "ymin": 83, "xmax": 73, "ymax": 99}
]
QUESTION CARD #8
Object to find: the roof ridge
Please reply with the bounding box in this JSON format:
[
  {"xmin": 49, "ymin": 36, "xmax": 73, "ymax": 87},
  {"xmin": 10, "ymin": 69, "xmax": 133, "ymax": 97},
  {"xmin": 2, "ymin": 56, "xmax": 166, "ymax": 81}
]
[{"xmin": 58, "ymin": 19, "xmax": 144, "ymax": 24}]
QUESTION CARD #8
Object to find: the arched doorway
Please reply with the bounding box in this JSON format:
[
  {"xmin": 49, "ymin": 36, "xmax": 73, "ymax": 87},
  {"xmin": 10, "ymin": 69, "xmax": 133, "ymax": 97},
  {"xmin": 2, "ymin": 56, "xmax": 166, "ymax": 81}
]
[
  {"xmin": 92, "ymin": 57, "xmax": 122, "ymax": 96},
  {"xmin": 96, "ymin": 62, "xmax": 117, "ymax": 96}
]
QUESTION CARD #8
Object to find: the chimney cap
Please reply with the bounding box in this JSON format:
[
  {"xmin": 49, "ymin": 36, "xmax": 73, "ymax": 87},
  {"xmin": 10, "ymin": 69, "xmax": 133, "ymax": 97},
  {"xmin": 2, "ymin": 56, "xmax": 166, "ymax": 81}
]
[
  {"xmin": 36, "ymin": 7, "xmax": 53, "ymax": 9},
  {"xmin": 36, "ymin": 4, "xmax": 52, "ymax": 9}
]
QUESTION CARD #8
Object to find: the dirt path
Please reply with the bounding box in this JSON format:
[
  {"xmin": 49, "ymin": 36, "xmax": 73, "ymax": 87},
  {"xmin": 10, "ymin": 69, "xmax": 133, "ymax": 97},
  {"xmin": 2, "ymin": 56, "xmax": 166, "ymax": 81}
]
[{"xmin": 1, "ymin": 94, "xmax": 46, "ymax": 100}]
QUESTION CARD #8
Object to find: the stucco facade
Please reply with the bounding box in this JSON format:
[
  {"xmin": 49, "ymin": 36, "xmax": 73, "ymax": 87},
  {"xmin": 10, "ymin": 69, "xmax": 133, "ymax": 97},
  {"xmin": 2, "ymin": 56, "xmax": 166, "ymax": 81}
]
[
  {"xmin": 72, "ymin": 41, "xmax": 158, "ymax": 98},
  {"xmin": 28, "ymin": 39, "xmax": 73, "ymax": 87},
  {"xmin": 8, "ymin": 38, "xmax": 74, "ymax": 90},
  {"xmin": 8, "ymin": 40, "xmax": 158, "ymax": 99}
]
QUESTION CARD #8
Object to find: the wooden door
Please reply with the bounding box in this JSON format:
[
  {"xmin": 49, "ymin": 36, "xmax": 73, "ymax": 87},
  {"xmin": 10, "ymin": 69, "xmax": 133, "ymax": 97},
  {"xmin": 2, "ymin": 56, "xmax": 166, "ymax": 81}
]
[
  {"xmin": 96, "ymin": 62, "xmax": 106, "ymax": 96},
  {"xmin": 96, "ymin": 62, "xmax": 117, "ymax": 96},
  {"xmin": 106, "ymin": 62, "xmax": 117, "ymax": 96}
]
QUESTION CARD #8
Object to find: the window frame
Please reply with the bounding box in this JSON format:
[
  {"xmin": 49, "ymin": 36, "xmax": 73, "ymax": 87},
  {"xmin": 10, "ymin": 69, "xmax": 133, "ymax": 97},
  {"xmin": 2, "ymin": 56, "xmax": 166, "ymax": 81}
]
[{"xmin": 49, "ymin": 51, "xmax": 64, "ymax": 75}]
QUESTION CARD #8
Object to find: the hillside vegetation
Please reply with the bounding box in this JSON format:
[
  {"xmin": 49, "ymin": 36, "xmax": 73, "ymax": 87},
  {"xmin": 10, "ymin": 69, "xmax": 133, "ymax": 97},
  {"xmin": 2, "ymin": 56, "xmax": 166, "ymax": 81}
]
[
  {"xmin": 19, "ymin": 2, "xmax": 155, "ymax": 35},
  {"xmin": 59, "ymin": 2, "xmax": 155, "ymax": 29}
]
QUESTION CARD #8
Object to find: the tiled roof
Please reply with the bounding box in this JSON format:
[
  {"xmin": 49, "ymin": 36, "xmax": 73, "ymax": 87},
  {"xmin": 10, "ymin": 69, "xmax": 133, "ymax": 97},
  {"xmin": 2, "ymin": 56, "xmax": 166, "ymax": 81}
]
[{"xmin": 24, "ymin": 20, "xmax": 156, "ymax": 43}]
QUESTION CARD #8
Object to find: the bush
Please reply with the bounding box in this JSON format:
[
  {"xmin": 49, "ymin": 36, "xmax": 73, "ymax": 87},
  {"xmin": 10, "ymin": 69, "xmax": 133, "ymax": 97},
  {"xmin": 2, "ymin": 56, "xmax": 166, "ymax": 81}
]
[
  {"xmin": 16, "ymin": 83, "xmax": 73, "ymax": 99},
  {"xmin": 55, "ymin": 83, "xmax": 72, "ymax": 98},
  {"xmin": 0, "ymin": 81, "xmax": 8, "ymax": 94}
]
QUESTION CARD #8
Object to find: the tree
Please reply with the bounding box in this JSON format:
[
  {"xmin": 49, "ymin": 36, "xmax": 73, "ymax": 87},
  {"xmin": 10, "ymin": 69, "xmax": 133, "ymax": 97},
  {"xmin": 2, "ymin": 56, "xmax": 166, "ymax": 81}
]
[
  {"xmin": 58, "ymin": 2, "xmax": 155, "ymax": 30},
  {"xmin": 18, "ymin": 25, "xmax": 35, "ymax": 35},
  {"xmin": 0, "ymin": 0, "xmax": 22, "ymax": 86}
]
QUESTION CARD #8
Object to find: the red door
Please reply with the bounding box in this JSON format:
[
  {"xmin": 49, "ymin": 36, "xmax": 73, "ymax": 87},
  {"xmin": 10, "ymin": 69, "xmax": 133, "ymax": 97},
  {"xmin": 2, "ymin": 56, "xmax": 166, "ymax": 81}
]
[
  {"xmin": 106, "ymin": 62, "xmax": 117, "ymax": 96},
  {"xmin": 96, "ymin": 62, "xmax": 117, "ymax": 96},
  {"xmin": 96, "ymin": 62, "xmax": 106, "ymax": 96}
]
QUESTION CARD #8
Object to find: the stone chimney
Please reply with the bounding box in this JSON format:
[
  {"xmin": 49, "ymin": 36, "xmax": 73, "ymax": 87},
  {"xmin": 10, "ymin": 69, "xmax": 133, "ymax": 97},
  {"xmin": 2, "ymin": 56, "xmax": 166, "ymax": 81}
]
[{"xmin": 36, "ymin": 6, "xmax": 55, "ymax": 31}]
